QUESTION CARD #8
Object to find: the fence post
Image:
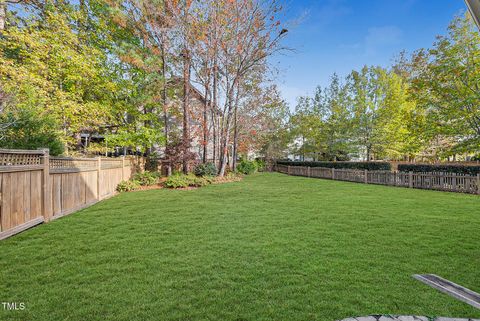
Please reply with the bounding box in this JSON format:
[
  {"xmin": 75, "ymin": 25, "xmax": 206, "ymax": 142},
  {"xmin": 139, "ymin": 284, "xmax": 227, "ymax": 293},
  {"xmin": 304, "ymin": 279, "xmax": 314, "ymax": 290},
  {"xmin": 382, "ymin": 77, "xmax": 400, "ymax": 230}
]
[
  {"xmin": 409, "ymin": 171, "xmax": 413, "ymax": 188},
  {"xmin": 97, "ymin": 157, "xmax": 102, "ymax": 200},
  {"xmin": 121, "ymin": 156, "xmax": 125, "ymax": 181},
  {"xmin": 364, "ymin": 169, "xmax": 368, "ymax": 184},
  {"xmin": 307, "ymin": 166, "xmax": 311, "ymax": 177},
  {"xmin": 288, "ymin": 166, "xmax": 291, "ymax": 175},
  {"xmin": 40, "ymin": 149, "xmax": 52, "ymax": 222},
  {"xmin": 332, "ymin": 168, "xmax": 335, "ymax": 180},
  {"xmin": 477, "ymin": 174, "xmax": 480, "ymax": 195}
]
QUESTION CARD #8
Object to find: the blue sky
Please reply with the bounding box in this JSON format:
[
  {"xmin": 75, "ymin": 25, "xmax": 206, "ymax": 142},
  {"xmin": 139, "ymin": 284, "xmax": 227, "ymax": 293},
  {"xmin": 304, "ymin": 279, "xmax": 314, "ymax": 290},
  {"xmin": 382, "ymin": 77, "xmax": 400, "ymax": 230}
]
[{"xmin": 273, "ymin": 0, "xmax": 467, "ymax": 108}]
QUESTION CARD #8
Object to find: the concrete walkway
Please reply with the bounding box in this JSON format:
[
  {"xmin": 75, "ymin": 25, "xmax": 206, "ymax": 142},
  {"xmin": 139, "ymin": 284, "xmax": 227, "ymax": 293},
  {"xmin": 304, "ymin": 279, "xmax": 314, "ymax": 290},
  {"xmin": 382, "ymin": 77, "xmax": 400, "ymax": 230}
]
[{"xmin": 337, "ymin": 316, "xmax": 480, "ymax": 321}]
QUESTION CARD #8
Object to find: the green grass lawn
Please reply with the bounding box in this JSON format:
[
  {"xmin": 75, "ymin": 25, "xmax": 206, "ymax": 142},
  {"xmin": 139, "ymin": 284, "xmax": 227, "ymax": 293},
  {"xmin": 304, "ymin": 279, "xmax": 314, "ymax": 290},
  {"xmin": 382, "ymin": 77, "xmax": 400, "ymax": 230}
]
[{"xmin": 1, "ymin": 173, "xmax": 479, "ymax": 321}]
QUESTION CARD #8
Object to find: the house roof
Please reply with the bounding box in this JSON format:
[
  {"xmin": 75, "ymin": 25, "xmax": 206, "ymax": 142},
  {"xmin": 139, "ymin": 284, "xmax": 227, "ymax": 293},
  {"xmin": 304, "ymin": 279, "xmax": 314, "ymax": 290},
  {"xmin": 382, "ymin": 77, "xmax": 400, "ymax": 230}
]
[{"xmin": 168, "ymin": 76, "xmax": 223, "ymax": 116}]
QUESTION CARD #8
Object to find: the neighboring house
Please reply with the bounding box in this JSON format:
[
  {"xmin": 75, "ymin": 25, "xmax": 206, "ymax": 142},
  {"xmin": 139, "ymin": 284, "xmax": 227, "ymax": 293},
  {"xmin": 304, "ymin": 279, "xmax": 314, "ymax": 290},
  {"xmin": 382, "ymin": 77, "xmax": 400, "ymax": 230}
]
[
  {"xmin": 78, "ymin": 77, "xmax": 222, "ymax": 162},
  {"xmin": 157, "ymin": 77, "xmax": 222, "ymax": 163},
  {"xmin": 286, "ymin": 137, "xmax": 313, "ymax": 161}
]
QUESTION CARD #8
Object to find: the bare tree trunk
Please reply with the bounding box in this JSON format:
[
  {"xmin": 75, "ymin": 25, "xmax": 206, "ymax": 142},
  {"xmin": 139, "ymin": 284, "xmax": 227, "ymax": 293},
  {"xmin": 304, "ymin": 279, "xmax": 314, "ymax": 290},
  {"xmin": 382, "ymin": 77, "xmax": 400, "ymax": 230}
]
[
  {"xmin": 232, "ymin": 82, "xmax": 241, "ymax": 171},
  {"xmin": 84, "ymin": 134, "xmax": 91, "ymax": 154},
  {"xmin": 211, "ymin": 114, "xmax": 217, "ymax": 162},
  {"xmin": 161, "ymin": 39, "xmax": 171, "ymax": 176},
  {"xmin": 202, "ymin": 72, "xmax": 209, "ymax": 163},
  {"xmin": 211, "ymin": 58, "xmax": 218, "ymax": 166},
  {"xmin": 211, "ymin": 109, "xmax": 217, "ymax": 166},
  {"xmin": 182, "ymin": 48, "xmax": 191, "ymax": 174},
  {"xmin": 302, "ymin": 136, "xmax": 305, "ymax": 161},
  {"xmin": 218, "ymin": 80, "xmax": 238, "ymax": 176},
  {"xmin": 217, "ymin": 118, "xmax": 221, "ymax": 164},
  {"xmin": 218, "ymin": 117, "xmax": 232, "ymax": 176},
  {"xmin": 232, "ymin": 108, "xmax": 238, "ymax": 171},
  {"xmin": 142, "ymin": 105, "xmax": 153, "ymax": 156}
]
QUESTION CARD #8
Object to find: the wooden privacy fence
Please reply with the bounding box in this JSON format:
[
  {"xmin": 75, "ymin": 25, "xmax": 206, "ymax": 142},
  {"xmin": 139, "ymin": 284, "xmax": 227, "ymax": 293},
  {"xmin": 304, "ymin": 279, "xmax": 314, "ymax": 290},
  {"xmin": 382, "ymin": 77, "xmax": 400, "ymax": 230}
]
[
  {"xmin": 0, "ymin": 149, "xmax": 140, "ymax": 240},
  {"xmin": 275, "ymin": 164, "xmax": 480, "ymax": 195}
]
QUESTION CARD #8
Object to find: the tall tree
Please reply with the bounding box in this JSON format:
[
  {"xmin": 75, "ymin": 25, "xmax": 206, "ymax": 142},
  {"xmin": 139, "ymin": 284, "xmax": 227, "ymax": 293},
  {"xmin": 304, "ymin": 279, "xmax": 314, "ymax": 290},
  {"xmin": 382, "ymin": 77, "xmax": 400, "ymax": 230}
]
[
  {"xmin": 180, "ymin": 1, "xmax": 193, "ymax": 173},
  {"xmin": 0, "ymin": 6, "xmax": 116, "ymax": 152},
  {"xmin": 215, "ymin": 0, "xmax": 287, "ymax": 176},
  {"xmin": 411, "ymin": 14, "xmax": 480, "ymax": 158},
  {"xmin": 320, "ymin": 74, "xmax": 353, "ymax": 160},
  {"xmin": 348, "ymin": 66, "xmax": 387, "ymax": 161}
]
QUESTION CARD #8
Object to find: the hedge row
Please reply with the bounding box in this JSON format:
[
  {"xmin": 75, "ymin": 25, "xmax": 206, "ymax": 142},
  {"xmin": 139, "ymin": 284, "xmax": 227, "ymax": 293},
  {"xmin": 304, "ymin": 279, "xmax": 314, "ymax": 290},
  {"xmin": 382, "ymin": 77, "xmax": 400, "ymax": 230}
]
[
  {"xmin": 398, "ymin": 164, "xmax": 480, "ymax": 175},
  {"xmin": 276, "ymin": 161, "xmax": 391, "ymax": 171}
]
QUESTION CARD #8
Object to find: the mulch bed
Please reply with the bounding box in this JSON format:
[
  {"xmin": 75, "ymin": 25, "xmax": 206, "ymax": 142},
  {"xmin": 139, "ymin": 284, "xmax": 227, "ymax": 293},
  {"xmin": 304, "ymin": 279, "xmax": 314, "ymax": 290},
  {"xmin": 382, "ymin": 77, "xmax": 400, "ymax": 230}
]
[{"xmin": 130, "ymin": 175, "xmax": 243, "ymax": 192}]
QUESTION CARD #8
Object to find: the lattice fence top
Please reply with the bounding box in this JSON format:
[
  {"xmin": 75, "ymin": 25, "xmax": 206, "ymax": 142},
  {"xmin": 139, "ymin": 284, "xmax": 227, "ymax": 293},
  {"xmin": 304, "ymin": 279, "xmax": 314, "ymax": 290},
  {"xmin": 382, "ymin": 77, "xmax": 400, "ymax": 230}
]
[
  {"xmin": 101, "ymin": 158, "xmax": 123, "ymax": 169},
  {"xmin": 0, "ymin": 149, "xmax": 45, "ymax": 166},
  {"xmin": 50, "ymin": 157, "xmax": 98, "ymax": 171}
]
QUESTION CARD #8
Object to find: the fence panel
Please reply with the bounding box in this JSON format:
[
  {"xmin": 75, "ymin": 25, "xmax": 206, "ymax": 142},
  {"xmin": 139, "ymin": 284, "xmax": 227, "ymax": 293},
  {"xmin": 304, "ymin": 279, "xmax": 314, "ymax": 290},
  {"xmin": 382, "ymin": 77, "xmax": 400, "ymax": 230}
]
[
  {"xmin": 0, "ymin": 149, "xmax": 141, "ymax": 240},
  {"xmin": 334, "ymin": 169, "xmax": 365, "ymax": 183},
  {"xmin": 411, "ymin": 172, "xmax": 478, "ymax": 194},
  {"xmin": 275, "ymin": 164, "xmax": 289, "ymax": 174},
  {"xmin": 310, "ymin": 167, "xmax": 332, "ymax": 179},
  {"xmin": 290, "ymin": 166, "xmax": 309, "ymax": 177},
  {"xmin": 367, "ymin": 171, "xmax": 396, "ymax": 186},
  {"xmin": 276, "ymin": 164, "xmax": 480, "ymax": 195},
  {"xmin": 49, "ymin": 157, "xmax": 100, "ymax": 219},
  {"xmin": 1, "ymin": 170, "xmax": 44, "ymax": 231},
  {"xmin": 0, "ymin": 150, "xmax": 46, "ymax": 239},
  {"xmin": 100, "ymin": 167, "xmax": 123, "ymax": 199}
]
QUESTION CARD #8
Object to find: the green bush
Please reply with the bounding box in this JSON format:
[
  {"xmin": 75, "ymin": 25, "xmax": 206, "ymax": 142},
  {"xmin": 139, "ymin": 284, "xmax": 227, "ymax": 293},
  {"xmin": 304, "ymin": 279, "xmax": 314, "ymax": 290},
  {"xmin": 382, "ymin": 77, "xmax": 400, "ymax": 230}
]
[
  {"xmin": 226, "ymin": 172, "xmax": 243, "ymax": 181},
  {"xmin": 194, "ymin": 162, "xmax": 217, "ymax": 177},
  {"xmin": 254, "ymin": 159, "xmax": 266, "ymax": 172},
  {"xmin": 276, "ymin": 160, "xmax": 391, "ymax": 171},
  {"xmin": 0, "ymin": 105, "xmax": 64, "ymax": 155},
  {"xmin": 116, "ymin": 180, "xmax": 141, "ymax": 192},
  {"xmin": 398, "ymin": 164, "xmax": 480, "ymax": 175},
  {"xmin": 191, "ymin": 176, "xmax": 214, "ymax": 187},
  {"xmin": 164, "ymin": 175, "xmax": 189, "ymax": 189},
  {"xmin": 164, "ymin": 174, "xmax": 214, "ymax": 189},
  {"xmin": 133, "ymin": 171, "xmax": 160, "ymax": 186},
  {"xmin": 236, "ymin": 159, "xmax": 257, "ymax": 175}
]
